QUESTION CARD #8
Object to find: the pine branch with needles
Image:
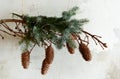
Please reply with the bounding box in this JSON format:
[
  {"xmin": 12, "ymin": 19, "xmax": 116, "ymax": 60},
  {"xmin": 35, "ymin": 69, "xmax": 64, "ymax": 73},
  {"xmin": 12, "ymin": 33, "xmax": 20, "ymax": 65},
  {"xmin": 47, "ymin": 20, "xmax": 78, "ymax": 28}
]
[{"xmin": 0, "ymin": 6, "xmax": 107, "ymax": 75}]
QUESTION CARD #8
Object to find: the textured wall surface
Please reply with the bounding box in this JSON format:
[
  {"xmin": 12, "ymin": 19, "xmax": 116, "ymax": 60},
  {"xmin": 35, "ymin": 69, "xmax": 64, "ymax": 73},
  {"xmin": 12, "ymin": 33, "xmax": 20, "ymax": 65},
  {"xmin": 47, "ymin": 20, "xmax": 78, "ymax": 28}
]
[{"xmin": 0, "ymin": 0, "xmax": 120, "ymax": 79}]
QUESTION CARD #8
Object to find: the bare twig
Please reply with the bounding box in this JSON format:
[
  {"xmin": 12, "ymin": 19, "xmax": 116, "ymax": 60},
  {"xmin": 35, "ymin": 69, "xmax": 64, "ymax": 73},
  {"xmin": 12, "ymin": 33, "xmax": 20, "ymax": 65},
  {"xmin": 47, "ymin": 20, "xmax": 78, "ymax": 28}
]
[
  {"xmin": 0, "ymin": 19, "xmax": 23, "ymax": 24},
  {"xmin": 82, "ymin": 30, "xmax": 107, "ymax": 49},
  {"xmin": 15, "ymin": 22, "xmax": 22, "ymax": 32},
  {"xmin": 0, "ymin": 34, "xmax": 4, "ymax": 39},
  {"xmin": 74, "ymin": 33, "xmax": 89, "ymax": 44},
  {"xmin": 92, "ymin": 37, "xmax": 98, "ymax": 45},
  {"xmin": 0, "ymin": 19, "xmax": 25, "ymax": 38},
  {"xmin": 0, "ymin": 29, "xmax": 16, "ymax": 37},
  {"xmin": 4, "ymin": 22, "xmax": 24, "ymax": 38},
  {"xmin": 30, "ymin": 43, "xmax": 36, "ymax": 53},
  {"xmin": 12, "ymin": 13, "xmax": 23, "ymax": 19},
  {"xmin": 83, "ymin": 33, "xmax": 89, "ymax": 45}
]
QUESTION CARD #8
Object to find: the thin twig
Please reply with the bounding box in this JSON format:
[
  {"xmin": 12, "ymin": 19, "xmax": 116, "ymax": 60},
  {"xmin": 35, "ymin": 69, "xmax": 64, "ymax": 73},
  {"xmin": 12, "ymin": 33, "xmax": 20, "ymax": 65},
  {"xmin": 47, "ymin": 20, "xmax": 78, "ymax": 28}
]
[
  {"xmin": 1, "ymin": 22, "xmax": 24, "ymax": 38},
  {"xmin": 94, "ymin": 35, "xmax": 102, "ymax": 38},
  {"xmin": 15, "ymin": 22, "xmax": 23, "ymax": 33},
  {"xmin": 0, "ymin": 29, "xmax": 16, "ymax": 37},
  {"xmin": 83, "ymin": 33, "xmax": 89, "ymax": 45},
  {"xmin": 98, "ymin": 42, "xmax": 104, "ymax": 49},
  {"xmin": 82, "ymin": 30, "xmax": 107, "ymax": 49},
  {"xmin": 30, "ymin": 43, "xmax": 36, "ymax": 53},
  {"xmin": 77, "ymin": 34, "xmax": 89, "ymax": 44},
  {"xmin": 92, "ymin": 37, "xmax": 97, "ymax": 45},
  {"xmin": 0, "ymin": 34, "xmax": 4, "ymax": 39},
  {"xmin": 1, "ymin": 23, "xmax": 10, "ymax": 31},
  {"xmin": 0, "ymin": 19, "xmax": 23, "ymax": 24},
  {"xmin": 12, "ymin": 13, "xmax": 23, "ymax": 19}
]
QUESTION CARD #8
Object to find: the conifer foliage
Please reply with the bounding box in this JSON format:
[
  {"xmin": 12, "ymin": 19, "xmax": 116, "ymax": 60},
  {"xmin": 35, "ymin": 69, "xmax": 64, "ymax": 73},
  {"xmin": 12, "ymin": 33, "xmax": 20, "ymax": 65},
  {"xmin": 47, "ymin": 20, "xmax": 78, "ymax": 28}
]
[{"xmin": 0, "ymin": 6, "xmax": 107, "ymax": 75}]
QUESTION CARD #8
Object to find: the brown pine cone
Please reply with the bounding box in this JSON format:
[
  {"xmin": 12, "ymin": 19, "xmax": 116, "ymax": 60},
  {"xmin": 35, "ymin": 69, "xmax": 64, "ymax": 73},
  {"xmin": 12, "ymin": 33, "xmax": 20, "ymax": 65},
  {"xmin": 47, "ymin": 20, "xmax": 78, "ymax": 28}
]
[
  {"xmin": 21, "ymin": 50, "xmax": 30, "ymax": 69},
  {"xmin": 41, "ymin": 59, "xmax": 50, "ymax": 75},
  {"xmin": 66, "ymin": 42, "xmax": 75, "ymax": 54},
  {"xmin": 45, "ymin": 45, "xmax": 54, "ymax": 64},
  {"xmin": 79, "ymin": 43, "xmax": 92, "ymax": 61}
]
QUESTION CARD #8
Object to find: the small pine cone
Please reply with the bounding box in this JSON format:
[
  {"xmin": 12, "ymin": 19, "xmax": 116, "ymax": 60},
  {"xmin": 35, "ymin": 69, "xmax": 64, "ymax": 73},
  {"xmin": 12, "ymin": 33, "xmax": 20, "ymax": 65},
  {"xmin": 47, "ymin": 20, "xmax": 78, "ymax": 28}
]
[
  {"xmin": 45, "ymin": 45, "xmax": 54, "ymax": 64},
  {"xmin": 79, "ymin": 43, "xmax": 92, "ymax": 61},
  {"xmin": 41, "ymin": 59, "xmax": 50, "ymax": 75},
  {"xmin": 66, "ymin": 42, "xmax": 75, "ymax": 54},
  {"xmin": 21, "ymin": 51, "xmax": 30, "ymax": 69}
]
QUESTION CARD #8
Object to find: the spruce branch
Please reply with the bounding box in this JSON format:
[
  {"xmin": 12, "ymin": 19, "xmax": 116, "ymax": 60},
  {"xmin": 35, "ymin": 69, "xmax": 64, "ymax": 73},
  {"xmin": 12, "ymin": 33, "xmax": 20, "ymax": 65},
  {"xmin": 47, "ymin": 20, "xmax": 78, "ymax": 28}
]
[{"xmin": 0, "ymin": 6, "xmax": 108, "ymax": 75}]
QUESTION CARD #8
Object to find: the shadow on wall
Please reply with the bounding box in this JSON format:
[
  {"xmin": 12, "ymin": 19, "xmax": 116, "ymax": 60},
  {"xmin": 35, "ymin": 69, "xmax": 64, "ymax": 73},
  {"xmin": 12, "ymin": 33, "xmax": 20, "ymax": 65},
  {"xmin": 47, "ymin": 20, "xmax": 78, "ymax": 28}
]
[
  {"xmin": 0, "ymin": 63, "xmax": 10, "ymax": 79},
  {"xmin": 105, "ymin": 28, "xmax": 120, "ymax": 79},
  {"xmin": 106, "ymin": 63, "xmax": 120, "ymax": 79}
]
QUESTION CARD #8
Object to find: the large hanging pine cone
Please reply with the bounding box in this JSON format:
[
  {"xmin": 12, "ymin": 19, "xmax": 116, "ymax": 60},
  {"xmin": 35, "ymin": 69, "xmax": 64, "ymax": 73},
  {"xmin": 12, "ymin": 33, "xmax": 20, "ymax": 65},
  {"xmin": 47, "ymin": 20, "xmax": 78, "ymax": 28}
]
[
  {"xmin": 41, "ymin": 59, "xmax": 50, "ymax": 75},
  {"xmin": 66, "ymin": 42, "xmax": 75, "ymax": 54},
  {"xmin": 45, "ymin": 45, "xmax": 54, "ymax": 64},
  {"xmin": 79, "ymin": 43, "xmax": 92, "ymax": 61},
  {"xmin": 21, "ymin": 50, "xmax": 30, "ymax": 69}
]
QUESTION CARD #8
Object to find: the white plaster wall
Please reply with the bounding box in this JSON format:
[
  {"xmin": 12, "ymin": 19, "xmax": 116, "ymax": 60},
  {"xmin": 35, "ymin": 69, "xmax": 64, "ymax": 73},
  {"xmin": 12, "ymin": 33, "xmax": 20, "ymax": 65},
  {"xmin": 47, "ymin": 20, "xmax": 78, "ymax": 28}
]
[{"xmin": 0, "ymin": 0, "xmax": 120, "ymax": 79}]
